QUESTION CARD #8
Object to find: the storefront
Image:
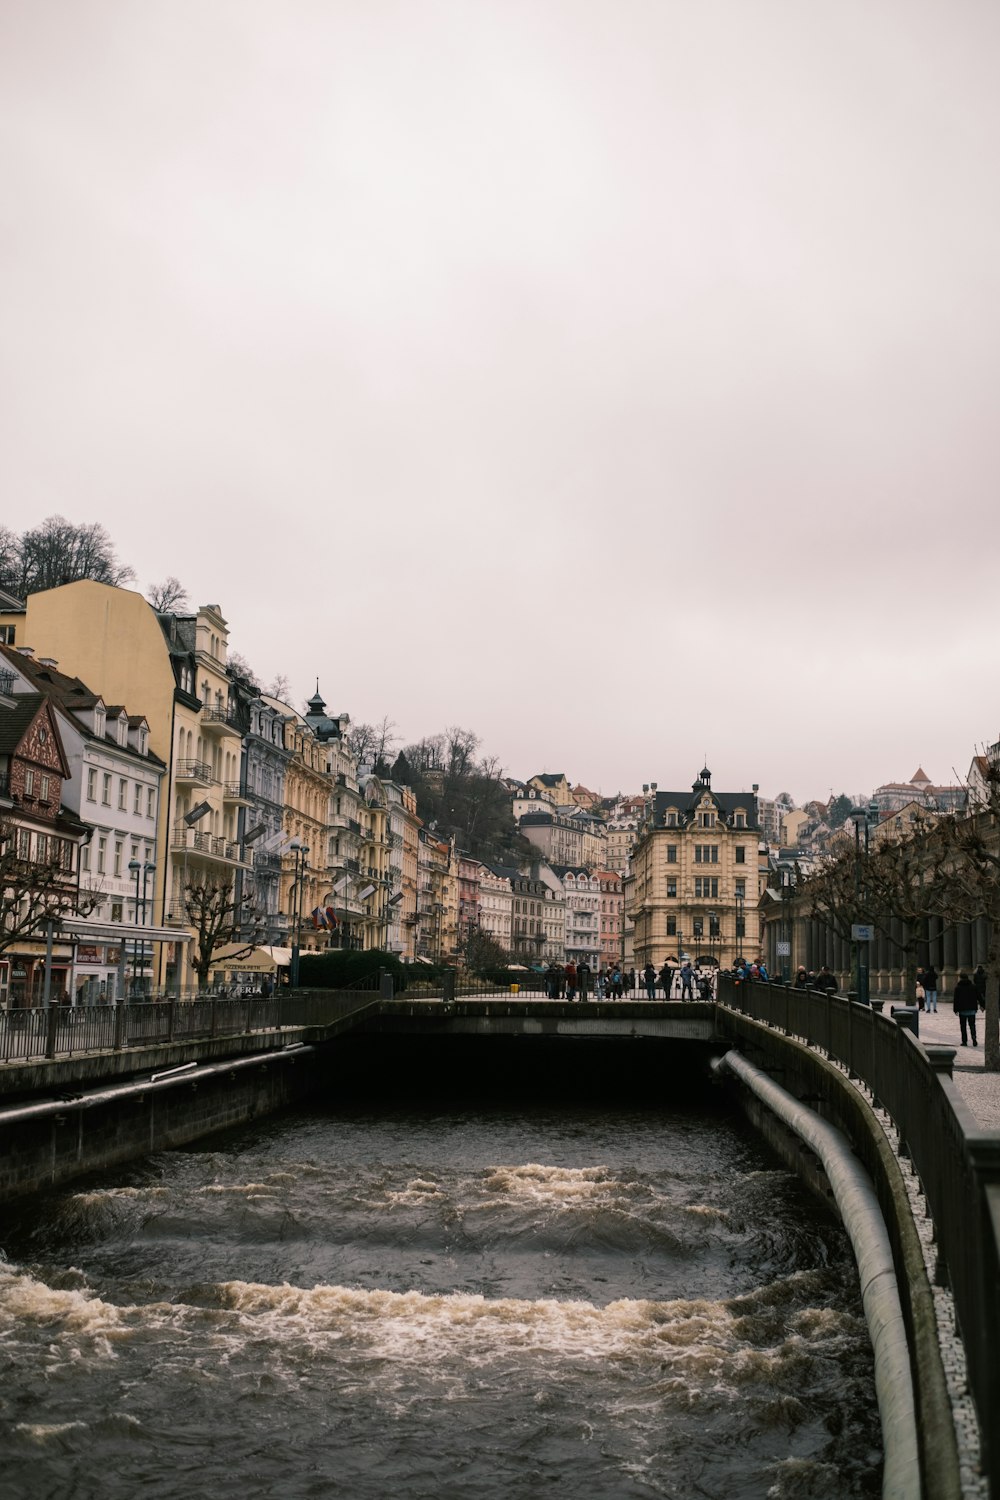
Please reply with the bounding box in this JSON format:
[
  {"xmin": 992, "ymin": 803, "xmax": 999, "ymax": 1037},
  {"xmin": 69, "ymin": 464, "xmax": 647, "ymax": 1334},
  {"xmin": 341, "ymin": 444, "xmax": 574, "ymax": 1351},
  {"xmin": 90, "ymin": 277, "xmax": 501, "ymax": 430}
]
[{"xmin": 208, "ymin": 946, "xmax": 293, "ymax": 991}]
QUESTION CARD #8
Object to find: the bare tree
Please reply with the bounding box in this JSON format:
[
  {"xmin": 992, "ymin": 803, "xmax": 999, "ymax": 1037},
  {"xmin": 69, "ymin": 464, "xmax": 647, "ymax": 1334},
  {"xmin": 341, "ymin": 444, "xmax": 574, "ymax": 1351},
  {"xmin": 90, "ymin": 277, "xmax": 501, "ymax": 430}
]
[
  {"xmin": 227, "ymin": 651, "xmax": 261, "ymax": 691},
  {"xmin": 147, "ymin": 576, "xmax": 189, "ymax": 612},
  {"xmin": 0, "ymin": 818, "xmax": 93, "ymax": 960},
  {"xmin": 934, "ymin": 757, "xmax": 1000, "ymax": 1070},
  {"xmin": 266, "ymin": 673, "xmax": 292, "ymax": 702},
  {"xmin": 347, "ymin": 717, "xmax": 398, "ymax": 769},
  {"xmin": 1, "ymin": 517, "xmax": 135, "ymax": 596},
  {"xmin": 183, "ymin": 879, "xmax": 258, "ymax": 991}
]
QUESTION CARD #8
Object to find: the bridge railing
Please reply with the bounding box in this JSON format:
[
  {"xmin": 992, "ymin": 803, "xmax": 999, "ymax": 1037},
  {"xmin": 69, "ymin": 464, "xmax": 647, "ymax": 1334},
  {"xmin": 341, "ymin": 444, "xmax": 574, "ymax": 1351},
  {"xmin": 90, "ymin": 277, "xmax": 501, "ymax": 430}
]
[
  {"xmin": 0, "ymin": 989, "xmax": 380, "ymax": 1065},
  {"xmin": 718, "ymin": 973, "xmax": 1000, "ymax": 1491}
]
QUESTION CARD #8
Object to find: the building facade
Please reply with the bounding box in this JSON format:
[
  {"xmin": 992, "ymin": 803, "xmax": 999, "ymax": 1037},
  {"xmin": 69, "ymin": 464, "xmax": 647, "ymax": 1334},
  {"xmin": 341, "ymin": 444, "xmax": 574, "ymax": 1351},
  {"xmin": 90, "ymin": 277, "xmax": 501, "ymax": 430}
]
[{"xmin": 626, "ymin": 768, "xmax": 761, "ymax": 970}]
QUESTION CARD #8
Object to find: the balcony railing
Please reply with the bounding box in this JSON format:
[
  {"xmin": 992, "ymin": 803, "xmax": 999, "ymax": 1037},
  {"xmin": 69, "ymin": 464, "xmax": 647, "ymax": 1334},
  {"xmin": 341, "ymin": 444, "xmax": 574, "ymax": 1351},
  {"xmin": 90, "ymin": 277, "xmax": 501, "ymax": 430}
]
[
  {"xmin": 0, "ymin": 669, "xmax": 15, "ymax": 696},
  {"xmin": 176, "ymin": 759, "xmax": 214, "ymax": 785},
  {"xmin": 202, "ymin": 706, "xmax": 241, "ymax": 731}
]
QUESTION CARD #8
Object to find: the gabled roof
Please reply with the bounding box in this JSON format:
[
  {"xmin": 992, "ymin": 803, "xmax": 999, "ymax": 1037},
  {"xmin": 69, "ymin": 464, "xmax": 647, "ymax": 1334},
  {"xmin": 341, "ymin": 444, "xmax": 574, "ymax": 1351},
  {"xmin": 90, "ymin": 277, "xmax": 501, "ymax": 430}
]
[
  {"xmin": 0, "ymin": 646, "xmax": 165, "ymax": 766},
  {"xmin": 0, "ymin": 692, "xmax": 46, "ymax": 755}
]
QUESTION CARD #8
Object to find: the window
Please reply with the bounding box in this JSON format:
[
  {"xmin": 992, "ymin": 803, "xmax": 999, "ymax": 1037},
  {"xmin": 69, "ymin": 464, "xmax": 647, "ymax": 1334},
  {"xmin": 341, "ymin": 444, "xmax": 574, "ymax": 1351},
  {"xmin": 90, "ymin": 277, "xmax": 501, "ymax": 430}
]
[
  {"xmin": 736, "ymin": 916, "xmax": 746, "ymax": 938},
  {"xmin": 111, "ymin": 902, "xmax": 123, "ymax": 922},
  {"xmin": 24, "ymin": 769, "xmax": 34, "ymax": 797},
  {"xmin": 146, "ymin": 788, "xmax": 155, "ymax": 819},
  {"xmin": 665, "ymin": 811, "xmax": 678, "ymax": 827},
  {"xmin": 666, "ymin": 844, "xmax": 677, "ymax": 864},
  {"xmin": 81, "ymin": 840, "xmax": 91, "ymax": 872},
  {"xmin": 95, "ymin": 705, "xmax": 105, "ymax": 737},
  {"xmin": 118, "ymin": 778, "xmax": 128, "ymax": 810},
  {"xmin": 699, "ymin": 812, "xmax": 715, "ymax": 828},
  {"xmin": 117, "ymin": 717, "xmax": 128, "ymax": 747},
  {"xmin": 138, "ymin": 727, "xmax": 148, "ymax": 755},
  {"xmin": 735, "ymin": 846, "xmax": 746, "ymax": 864},
  {"xmin": 695, "ymin": 877, "xmax": 719, "ymax": 899},
  {"xmin": 131, "ymin": 841, "xmax": 139, "ymax": 862},
  {"xmin": 39, "ymin": 775, "xmax": 50, "ymax": 803},
  {"xmin": 666, "ymin": 878, "xmax": 677, "ymax": 898},
  {"xmin": 735, "ymin": 879, "xmax": 746, "ymax": 898},
  {"xmin": 102, "ymin": 773, "xmax": 111, "ymax": 806},
  {"xmin": 693, "ymin": 918, "xmax": 703, "ymax": 938},
  {"xmin": 694, "ymin": 845, "xmax": 718, "ymax": 864},
  {"xmin": 87, "ymin": 768, "xmax": 97, "ymax": 802},
  {"xmin": 36, "ymin": 833, "xmax": 48, "ymax": 864},
  {"xmin": 97, "ymin": 837, "xmax": 106, "ymax": 874},
  {"xmin": 667, "ymin": 916, "xmax": 677, "ymax": 936},
  {"xmin": 114, "ymin": 840, "xmax": 123, "ymax": 877},
  {"xmin": 735, "ymin": 812, "xmax": 746, "ymax": 828},
  {"xmin": 709, "ymin": 914, "xmax": 720, "ymax": 937},
  {"xmin": 18, "ymin": 828, "xmax": 31, "ymax": 859},
  {"xmin": 134, "ymin": 783, "xmax": 143, "ymax": 815}
]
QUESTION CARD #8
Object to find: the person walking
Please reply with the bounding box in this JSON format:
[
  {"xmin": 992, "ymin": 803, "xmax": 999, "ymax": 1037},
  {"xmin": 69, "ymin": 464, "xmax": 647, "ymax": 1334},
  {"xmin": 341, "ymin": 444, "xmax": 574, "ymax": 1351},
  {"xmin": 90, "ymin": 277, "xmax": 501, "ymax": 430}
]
[
  {"xmin": 953, "ymin": 972, "xmax": 980, "ymax": 1047},
  {"xmin": 813, "ymin": 966, "xmax": 838, "ymax": 994},
  {"xmin": 643, "ymin": 962, "xmax": 657, "ymax": 1000},
  {"xmin": 974, "ymin": 964, "xmax": 987, "ymax": 1011},
  {"xmin": 923, "ymin": 965, "xmax": 939, "ymax": 1013},
  {"xmin": 794, "ymin": 966, "xmax": 809, "ymax": 989}
]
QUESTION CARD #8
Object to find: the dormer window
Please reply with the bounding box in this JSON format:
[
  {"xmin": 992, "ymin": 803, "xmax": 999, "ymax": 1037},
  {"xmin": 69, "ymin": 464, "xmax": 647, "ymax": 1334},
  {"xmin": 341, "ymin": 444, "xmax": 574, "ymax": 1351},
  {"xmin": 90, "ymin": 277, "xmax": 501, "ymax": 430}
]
[
  {"xmin": 735, "ymin": 811, "xmax": 746, "ymax": 828},
  {"xmin": 94, "ymin": 704, "xmax": 106, "ymax": 737},
  {"xmin": 138, "ymin": 727, "xmax": 148, "ymax": 756},
  {"xmin": 117, "ymin": 716, "xmax": 128, "ymax": 747}
]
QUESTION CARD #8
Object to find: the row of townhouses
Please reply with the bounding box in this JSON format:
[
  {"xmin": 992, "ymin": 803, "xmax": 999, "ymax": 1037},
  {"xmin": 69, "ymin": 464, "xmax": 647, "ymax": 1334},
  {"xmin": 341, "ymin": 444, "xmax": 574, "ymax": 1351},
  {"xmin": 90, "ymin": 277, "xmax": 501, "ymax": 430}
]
[{"xmin": 1, "ymin": 581, "xmax": 768, "ymax": 1005}]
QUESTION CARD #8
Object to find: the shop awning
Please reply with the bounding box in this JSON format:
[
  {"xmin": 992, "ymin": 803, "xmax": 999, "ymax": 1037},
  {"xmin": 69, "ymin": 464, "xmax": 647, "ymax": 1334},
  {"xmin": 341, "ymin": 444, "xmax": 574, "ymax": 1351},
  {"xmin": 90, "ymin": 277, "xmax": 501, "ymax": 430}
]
[
  {"xmin": 208, "ymin": 945, "xmax": 293, "ymax": 973},
  {"xmin": 61, "ymin": 917, "xmax": 190, "ymax": 944}
]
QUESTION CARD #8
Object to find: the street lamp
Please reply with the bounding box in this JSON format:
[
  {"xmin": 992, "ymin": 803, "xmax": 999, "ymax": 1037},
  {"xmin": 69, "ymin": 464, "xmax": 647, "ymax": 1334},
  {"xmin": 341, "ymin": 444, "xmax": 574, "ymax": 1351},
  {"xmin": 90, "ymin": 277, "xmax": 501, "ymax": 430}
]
[
  {"xmin": 779, "ymin": 869, "xmax": 792, "ymax": 983},
  {"xmin": 128, "ymin": 858, "xmax": 156, "ymax": 995},
  {"xmin": 735, "ymin": 893, "xmax": 744, "ymax": 962},
  {"xmin": 289, "ymin": 840, "xmax": 310, "ymax": 988},
  {"xmin": 850, "ymin": 806, "xmax": 878, "ymax": 1005}
]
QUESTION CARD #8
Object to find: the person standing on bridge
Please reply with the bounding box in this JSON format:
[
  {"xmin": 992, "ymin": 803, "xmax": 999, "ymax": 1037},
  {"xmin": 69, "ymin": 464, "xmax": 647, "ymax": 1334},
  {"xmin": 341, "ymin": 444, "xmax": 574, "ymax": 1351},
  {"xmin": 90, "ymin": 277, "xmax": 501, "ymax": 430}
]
[
  {"xmin": 643, "ymin": 962, "xmax": 657, "ymax": 1000},
  {"xmin": 680, "ymin": 961, "xmax": 695, "ymax": 1000},
  {"xmin": 565, "ymin": 961, "xmax": 578, "ymax": 1001},
  {"xmin": 954, "ymin": 972, "xmax": 979, "ymax": 1046},
  {"xmin": 577, "ymin": 960, "xmax": 591, "ymax": 1000},
  {"xmin": 923, "ymin": 965, "xmax": 939, "ymax": 1013},
  {"xmin": 658, "ymin": 961, "xmax": 673, "ymax": 999},
  {"xmin": 813, "ymin": 966, "xmax": 838, "ymax": 994}
]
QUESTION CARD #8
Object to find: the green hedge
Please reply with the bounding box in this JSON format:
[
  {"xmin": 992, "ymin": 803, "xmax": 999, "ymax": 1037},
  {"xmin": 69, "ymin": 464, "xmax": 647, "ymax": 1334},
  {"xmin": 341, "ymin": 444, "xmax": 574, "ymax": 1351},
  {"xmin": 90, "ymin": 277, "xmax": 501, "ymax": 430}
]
[{"xmin": 298, "ymin": 950, "xmax": 409, "ymax": 991}]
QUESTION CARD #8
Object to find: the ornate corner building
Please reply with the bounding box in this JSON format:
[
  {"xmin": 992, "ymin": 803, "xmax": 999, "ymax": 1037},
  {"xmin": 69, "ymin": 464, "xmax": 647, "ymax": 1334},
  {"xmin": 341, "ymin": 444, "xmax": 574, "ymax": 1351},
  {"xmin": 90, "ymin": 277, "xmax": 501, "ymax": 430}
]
[{"xmin": 625, "ymin": 768, "xmax": 761, "ymax": 971}]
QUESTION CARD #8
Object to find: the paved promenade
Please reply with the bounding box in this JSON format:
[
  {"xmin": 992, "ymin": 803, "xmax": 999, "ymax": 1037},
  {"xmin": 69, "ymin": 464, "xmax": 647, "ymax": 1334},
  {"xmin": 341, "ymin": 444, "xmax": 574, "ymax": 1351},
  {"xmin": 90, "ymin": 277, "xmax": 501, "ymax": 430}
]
[{"xmin": 895, "ymin": 1003, "xmax": 1000, "ymax": 1128}]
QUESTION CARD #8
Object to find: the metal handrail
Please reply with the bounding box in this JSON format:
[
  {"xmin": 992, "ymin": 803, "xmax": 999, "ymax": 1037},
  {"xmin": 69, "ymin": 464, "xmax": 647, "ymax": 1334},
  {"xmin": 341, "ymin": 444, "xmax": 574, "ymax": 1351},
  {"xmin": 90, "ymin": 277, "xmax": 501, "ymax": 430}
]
[{"xmin": 716, "ymin": 974, "xmax": 1000, "ymax": 1492}]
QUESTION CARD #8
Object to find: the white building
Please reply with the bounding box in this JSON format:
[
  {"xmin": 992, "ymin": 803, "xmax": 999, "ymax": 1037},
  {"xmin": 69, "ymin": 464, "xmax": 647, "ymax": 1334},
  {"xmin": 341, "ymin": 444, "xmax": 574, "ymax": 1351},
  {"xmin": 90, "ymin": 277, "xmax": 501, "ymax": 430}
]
[{"xmin": 1, "ymin": 647, "xmax": 165, "ymax": 1001}]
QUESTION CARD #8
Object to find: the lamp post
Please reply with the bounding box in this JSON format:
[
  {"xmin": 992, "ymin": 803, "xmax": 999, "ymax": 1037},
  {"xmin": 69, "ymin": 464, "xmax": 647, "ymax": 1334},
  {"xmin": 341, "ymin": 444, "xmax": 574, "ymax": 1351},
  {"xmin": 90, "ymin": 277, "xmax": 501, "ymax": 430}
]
[
  {"xmin": 850, "ymin": 807, "xmax": 877, "ymax": 1005},
  {"xmin": 289, "ymin": 839, "xmax": 310, "ymax": 989},
  {"xmin": 780, "ymin": 869, "xmax": 792, "ymax": 983},
  {"xmin": 128, "ymin": 858, "xmax": 156, "ymax": 995},
  {"xmin": 735, "ymin": 894, "xmax": 744, "ymax": 962}
]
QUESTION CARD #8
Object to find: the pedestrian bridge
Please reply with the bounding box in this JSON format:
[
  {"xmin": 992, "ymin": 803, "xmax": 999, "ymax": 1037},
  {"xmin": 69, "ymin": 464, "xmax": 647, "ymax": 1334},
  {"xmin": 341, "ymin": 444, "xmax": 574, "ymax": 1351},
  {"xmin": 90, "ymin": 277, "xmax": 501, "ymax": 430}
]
[{"xmin": 0, "ymin": 977, "xmax": 997, "ymax": 1499}]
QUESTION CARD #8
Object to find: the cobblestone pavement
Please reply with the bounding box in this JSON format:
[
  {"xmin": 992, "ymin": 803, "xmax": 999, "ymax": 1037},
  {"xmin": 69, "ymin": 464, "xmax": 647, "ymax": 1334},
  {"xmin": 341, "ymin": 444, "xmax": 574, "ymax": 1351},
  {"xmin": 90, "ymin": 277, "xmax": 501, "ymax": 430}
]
[{"xmin": 890, "ymin": 1002, "xmax": 1000, "ymax": 1129}]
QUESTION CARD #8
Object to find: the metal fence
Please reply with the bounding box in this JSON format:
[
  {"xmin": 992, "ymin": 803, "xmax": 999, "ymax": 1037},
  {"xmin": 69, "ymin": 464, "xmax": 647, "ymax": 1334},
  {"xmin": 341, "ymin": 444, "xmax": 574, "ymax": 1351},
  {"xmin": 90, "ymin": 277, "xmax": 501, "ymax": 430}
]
[
  {"xmin": 0, "ymin": 988, "xmax": 380, "ymax": 1064},
  {"xmin": 717, "ymin": 973, "xmax": 1000, "ymax": 1492}
]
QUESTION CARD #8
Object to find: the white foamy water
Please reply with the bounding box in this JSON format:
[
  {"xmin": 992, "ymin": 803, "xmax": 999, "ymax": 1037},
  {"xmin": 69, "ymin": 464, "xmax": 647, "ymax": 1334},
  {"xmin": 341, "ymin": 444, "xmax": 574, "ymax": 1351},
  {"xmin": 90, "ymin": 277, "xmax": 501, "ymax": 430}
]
[{"xmin": 0, "ymin": 1102, "xmax": 881, "ymax": 1499}]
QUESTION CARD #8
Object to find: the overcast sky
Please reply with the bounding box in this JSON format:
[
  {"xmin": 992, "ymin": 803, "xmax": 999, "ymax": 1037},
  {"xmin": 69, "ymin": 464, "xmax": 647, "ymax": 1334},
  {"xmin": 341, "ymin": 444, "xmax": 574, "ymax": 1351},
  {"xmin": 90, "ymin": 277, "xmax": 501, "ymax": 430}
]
[{"xmin": 2, "ymin": 0, "xmax": 998, "ymax": 805}]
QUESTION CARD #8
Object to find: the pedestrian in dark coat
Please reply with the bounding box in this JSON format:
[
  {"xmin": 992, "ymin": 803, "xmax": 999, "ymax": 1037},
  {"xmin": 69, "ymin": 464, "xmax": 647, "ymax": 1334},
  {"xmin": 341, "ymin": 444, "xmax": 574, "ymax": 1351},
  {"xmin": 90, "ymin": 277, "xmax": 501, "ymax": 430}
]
[
  {"xmin": 923, "ymin": 966, "xmax": 939, "ymax": 1013},
  {"xmin": 659, "ymin": 962, "xmax": 673, "ymax": 999},
  {"xmin": 954, "ymin": 973, "xmax": 980, "ymax": 1047},
  {"xmin": 973, "ymin": 965, "xmax": 987, "ymax": 1011},
  {"xmin": 643, "ymin": 962, "xmax": 657, "ymax": 1000},
  {"xmin": 813, "ymin": 966, "xmax": 838, "ymax": 994}
]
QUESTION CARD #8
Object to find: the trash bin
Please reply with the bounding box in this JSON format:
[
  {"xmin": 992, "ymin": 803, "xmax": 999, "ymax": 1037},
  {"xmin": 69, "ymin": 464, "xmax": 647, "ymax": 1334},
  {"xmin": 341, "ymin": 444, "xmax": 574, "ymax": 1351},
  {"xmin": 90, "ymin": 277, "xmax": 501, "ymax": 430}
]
[
  {"xmin": 510, "ymin": 984, "xmax": 520, "ymax": 995},
  {"xmin": 891, "ymin": 1005, "xmax": 919, "ymax": 1038}
]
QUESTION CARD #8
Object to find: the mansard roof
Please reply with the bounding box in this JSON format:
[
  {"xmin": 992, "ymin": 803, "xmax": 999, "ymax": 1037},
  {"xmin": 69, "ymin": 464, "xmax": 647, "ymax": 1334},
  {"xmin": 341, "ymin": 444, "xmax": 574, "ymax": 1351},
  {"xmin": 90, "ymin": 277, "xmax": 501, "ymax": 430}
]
[{"xmin": 651, "ymin": 781, "xmax": 759, "ymax": 830}]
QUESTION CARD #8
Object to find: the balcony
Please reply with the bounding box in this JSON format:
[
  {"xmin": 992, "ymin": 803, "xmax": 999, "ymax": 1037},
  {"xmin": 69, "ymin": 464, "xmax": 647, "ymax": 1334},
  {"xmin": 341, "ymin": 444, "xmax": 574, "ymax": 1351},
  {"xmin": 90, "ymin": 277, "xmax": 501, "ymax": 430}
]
[
  {"xmin": 202, "ymin": 705, "xmax": 241, "ymax": 736},
  {"xmin": 175, "ymin": 759, "xmax": 215, "ymax": 788},
  {"xmin": 170, "ymin": 826, "xmax": 249, "ymax": 867},
  {"xmin": 223, "ymin": 781, "xmax": 252, "ymax": 805}
]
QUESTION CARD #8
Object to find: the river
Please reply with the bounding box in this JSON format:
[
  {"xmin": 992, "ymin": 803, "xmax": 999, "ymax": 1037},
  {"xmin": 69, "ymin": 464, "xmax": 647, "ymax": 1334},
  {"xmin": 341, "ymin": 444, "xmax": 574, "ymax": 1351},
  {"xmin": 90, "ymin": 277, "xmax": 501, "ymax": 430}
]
[{"xmin": 0, "ymin": 1082, "xmax": 881, "ymax": 1499}]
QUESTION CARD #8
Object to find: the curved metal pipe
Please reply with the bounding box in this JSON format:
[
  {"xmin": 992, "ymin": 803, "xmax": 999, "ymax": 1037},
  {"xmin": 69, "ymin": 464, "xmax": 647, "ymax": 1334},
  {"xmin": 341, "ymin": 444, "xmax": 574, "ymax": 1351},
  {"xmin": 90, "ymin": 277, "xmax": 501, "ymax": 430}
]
[{"xmin": 716, "ymin": 1049, "xmax": 919, "ymax": 1500}]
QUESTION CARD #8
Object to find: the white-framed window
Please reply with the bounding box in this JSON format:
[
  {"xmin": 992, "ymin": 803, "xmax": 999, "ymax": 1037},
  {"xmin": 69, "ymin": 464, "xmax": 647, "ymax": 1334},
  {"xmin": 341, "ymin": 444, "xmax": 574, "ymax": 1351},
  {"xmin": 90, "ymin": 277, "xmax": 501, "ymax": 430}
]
[
  {"xmin": 118, "ymin": 778, "xmax": 128, "ymax": 811},
  {"xmin": 114, "ymin": 840, "xmax": 123, "ymax": 877},
  {"xmin": 40, "ymin": 774, "xmax": 50, "ymax": 803},
  {"xmin": 134, "ymin": 783, "xmax": 142, "ymax": 815},
  {"xmin": 102, "ymin": 773, "xmax": 111, "ymax": 805},
  {"xmin": 82, "ymin": 839, "xmax": 91, "ymax": 871},
  {"xmin": 87, "ymin": 767, "xmax": 97, "ymax": 801},
  {"xmin": 146, "ymin": 788, "xmax": 155, "ymax": 819},
  {"xmin": 24, "ymin": 769, "xmax": 34, "ymax": 797},
  {"xmin": 97, "ymin": 836, "xmax": 106, "ymax": 874}
]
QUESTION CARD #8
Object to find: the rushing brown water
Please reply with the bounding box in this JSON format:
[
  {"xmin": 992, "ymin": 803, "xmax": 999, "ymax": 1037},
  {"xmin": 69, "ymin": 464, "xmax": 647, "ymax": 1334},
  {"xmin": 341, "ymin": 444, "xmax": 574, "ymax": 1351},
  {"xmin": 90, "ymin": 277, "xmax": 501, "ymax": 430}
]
[{"xmin": 0, "ymin": 1092, "xmax": 881, "ymax": 1499}]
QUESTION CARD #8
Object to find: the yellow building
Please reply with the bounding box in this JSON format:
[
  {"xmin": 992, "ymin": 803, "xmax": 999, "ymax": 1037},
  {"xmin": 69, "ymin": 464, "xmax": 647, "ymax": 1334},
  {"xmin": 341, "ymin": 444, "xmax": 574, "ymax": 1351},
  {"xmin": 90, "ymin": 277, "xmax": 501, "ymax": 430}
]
[
  {"xmin": 626, "ymin": 768, "xmax": 761, "ymax": 970},
  {"xmin": 17, "ymin": 582, "xmax": 250, "ymax": 990}
]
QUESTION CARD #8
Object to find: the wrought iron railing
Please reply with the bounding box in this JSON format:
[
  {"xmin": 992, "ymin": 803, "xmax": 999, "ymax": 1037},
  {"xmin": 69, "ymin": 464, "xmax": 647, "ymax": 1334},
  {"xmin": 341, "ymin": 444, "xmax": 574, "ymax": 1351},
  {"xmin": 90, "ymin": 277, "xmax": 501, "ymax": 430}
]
[{"xmin": 715, "ymin": 974, "xmax": 1000, "ymax": 1494}]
